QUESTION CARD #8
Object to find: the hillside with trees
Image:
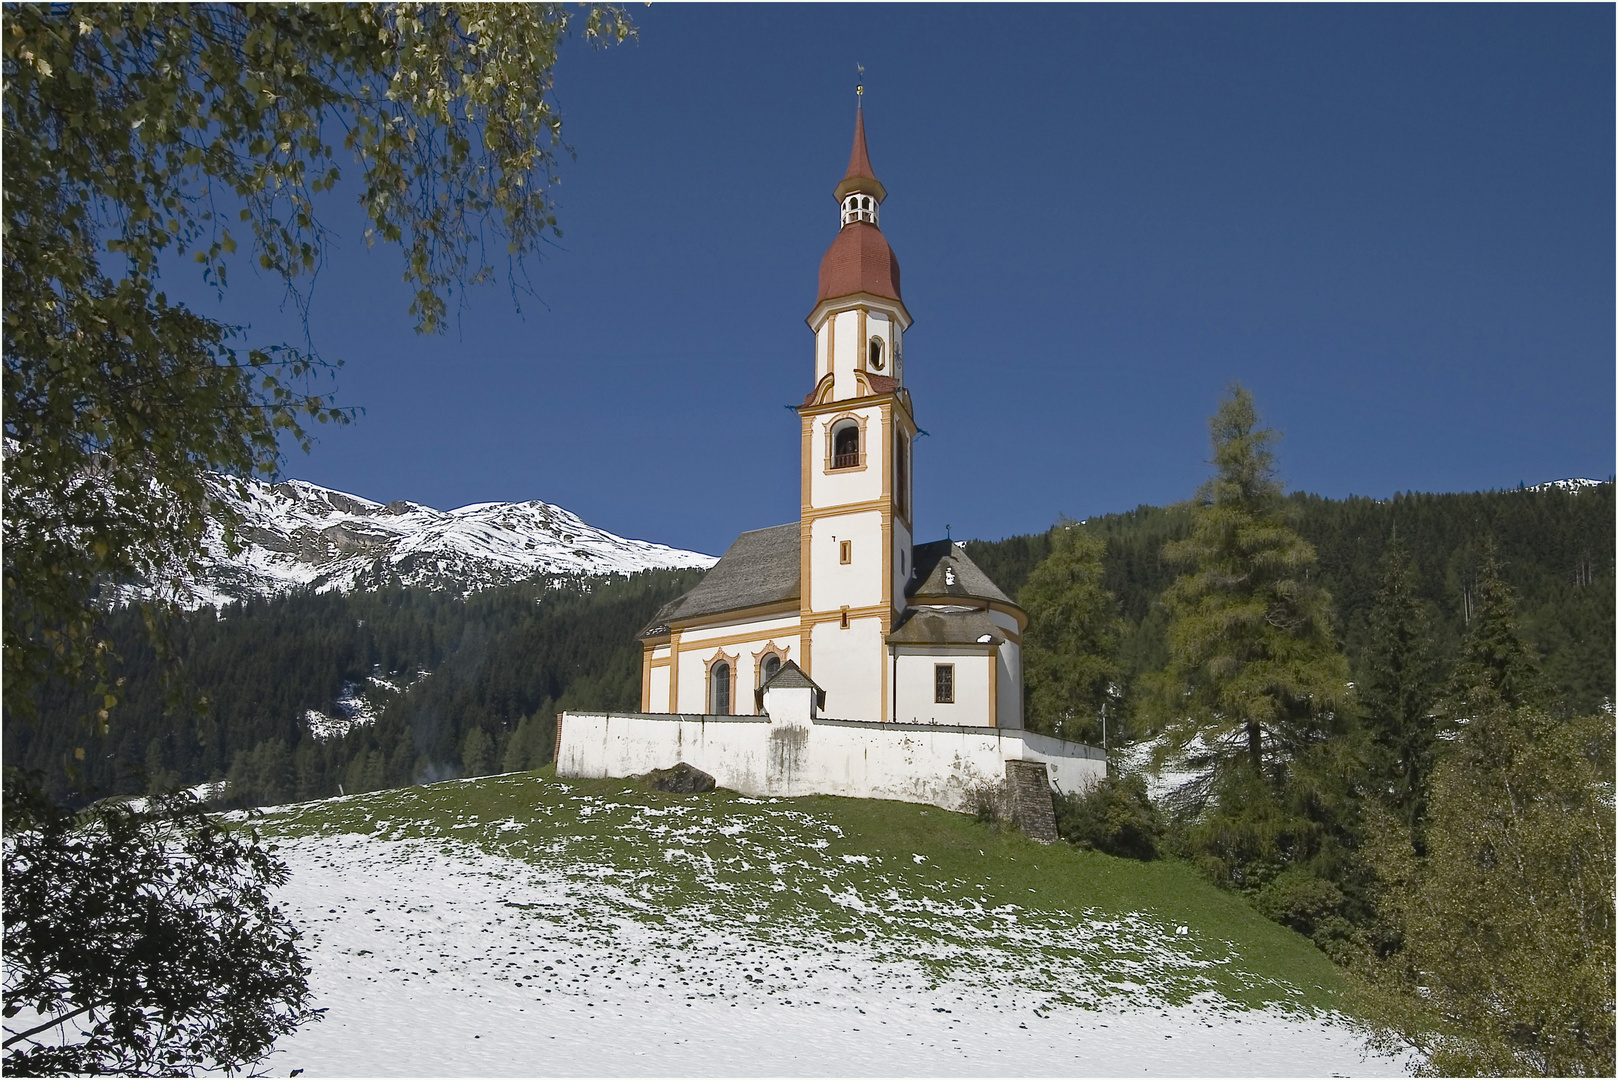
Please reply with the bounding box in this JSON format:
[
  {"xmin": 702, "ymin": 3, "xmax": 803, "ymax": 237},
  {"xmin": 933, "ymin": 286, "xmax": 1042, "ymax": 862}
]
[
  {"xmin": 7, "ymin": 568, "xmax": 700, "ymax": 808},
  {"xmin": 968, "ymin": 478, "xmax": 1614, "ymax": 721}
]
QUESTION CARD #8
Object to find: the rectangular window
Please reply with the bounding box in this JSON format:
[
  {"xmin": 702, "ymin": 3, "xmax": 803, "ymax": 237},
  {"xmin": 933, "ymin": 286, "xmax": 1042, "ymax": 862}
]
[
  {"xmin": 840, "ymin": 606, "xmax": 850, "ymax": 629},
  {"xmin": 839, "ymin": 540, "xmax": 851, "ymax": 564},
  {"xmin": 896, "ymin": 434, "xmax": 910, "ymax": 520},
  {"xmin": 934, "ymin": 663, "xmax": 955, "ymax": 704}
]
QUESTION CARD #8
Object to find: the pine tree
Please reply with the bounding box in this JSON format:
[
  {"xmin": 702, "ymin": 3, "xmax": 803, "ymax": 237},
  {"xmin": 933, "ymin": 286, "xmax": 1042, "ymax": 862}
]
[
  {"xmin": 1017, "ymin": 522, "xmax": 1124, "ymax": 742},
  {"xmin": 1358, "ymin": 536, "xmax": 1440, "ymax": 837},
  {"xmin": 1140, "ymin": 385, "xmax": 1356, "ymax": 879}
]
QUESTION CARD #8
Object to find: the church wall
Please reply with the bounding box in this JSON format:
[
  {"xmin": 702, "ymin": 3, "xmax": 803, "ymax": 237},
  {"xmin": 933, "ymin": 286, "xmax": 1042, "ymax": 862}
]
[
  {"xmin": 891, "ymin": 649, "xmax": 996, "ymax": 726},
  {"xmin": 995, "ymin": 640, "xmax": 1023, "ymax": 729},
  {"xmin": 807, "ymin": 510, "xmax": 884, "ymax": 612},
  {"xmin": 647, "ymin": 662, "xmax": 671, "ymax": 713},
  {"xmin": 808, "ymin": 406, "xmax": 886, "ymax": 509},
  {"xmin": 831, "ymin": 310, "xmax": 860, "ymax": 398},
  {"xmin": 808, "ymin": 616, "xmax": 885, "ymax": 721},
  {"xmin": 671, "ymin": 618, "xmax": 802, "ymax": 715},
  {"xmin": 891, "ymin": 517, "xmax": 912, "ymax": 618},
  {"xmin": 555, "ymin": 709, "xmax": 1107, "ymax": 812}
]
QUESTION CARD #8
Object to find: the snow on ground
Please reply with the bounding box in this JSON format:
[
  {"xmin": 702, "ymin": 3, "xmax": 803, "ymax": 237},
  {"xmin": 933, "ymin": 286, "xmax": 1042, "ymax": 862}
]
[{"xmin": 261, "ymin": 800, "xmax": 1409, "ymax": 1076}]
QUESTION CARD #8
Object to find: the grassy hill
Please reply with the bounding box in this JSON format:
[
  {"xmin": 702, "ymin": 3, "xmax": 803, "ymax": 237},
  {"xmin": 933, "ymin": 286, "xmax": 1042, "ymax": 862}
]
[{"xmin": 257, "ymin": 768, "xmax": 1354, "ymax": 1018}]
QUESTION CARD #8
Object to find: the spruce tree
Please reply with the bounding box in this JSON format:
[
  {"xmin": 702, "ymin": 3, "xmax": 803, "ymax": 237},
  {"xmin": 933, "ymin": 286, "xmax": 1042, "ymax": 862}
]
[
  {"xmin": 1447, "ymin": 538, "xmax": 1545, "ymax": 715},
  {"xmin": 1358, "ymin": 536, "xmax": 1440, "ymax": 836},
  {"xmin": 1017, "ymin": 522, "xmax": 1124, "ymax": 742},
  {"xmin": 1141, "ymin": 385, "xmax": 1355, "ymax": 879}
]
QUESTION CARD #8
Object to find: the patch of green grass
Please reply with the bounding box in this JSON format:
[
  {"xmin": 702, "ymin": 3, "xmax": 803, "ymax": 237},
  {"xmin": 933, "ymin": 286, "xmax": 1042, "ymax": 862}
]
[{"xmin": 255, "ymin": 769, "xmax": 1349, "ymax": 1014}]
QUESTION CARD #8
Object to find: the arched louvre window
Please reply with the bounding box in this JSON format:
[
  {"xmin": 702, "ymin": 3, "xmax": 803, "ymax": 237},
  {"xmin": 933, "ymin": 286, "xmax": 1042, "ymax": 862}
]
[
  {"xmin": 868, "ymin": 336, "xmax": 884, "ymax": 371},
  {"xmin": 710, "ymin": 662, "xmax": 731, "ymax": 715},
  {"xmin": 833, "ymin": 423, "xmax": 860, "ymax": 469}
]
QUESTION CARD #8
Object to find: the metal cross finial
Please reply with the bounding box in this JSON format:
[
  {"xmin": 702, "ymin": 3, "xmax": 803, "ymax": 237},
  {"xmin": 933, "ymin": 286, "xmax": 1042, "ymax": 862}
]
[{"xmin": 856, "ymin": 63, "xmax": 864, "ymax": 99}]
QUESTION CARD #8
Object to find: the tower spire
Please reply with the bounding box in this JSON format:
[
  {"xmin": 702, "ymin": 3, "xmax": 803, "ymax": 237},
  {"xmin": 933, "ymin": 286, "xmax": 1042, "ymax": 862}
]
[{"xmin": 835, "ymin": 80, "xmax": 886, "ymax": 205}]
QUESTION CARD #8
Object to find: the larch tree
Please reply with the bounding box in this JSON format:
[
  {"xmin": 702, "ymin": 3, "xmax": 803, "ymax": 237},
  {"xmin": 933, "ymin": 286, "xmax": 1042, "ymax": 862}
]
[
  {"xmin": 1017, "ymin": 521, "xmax": 1124, "ymax": 743},
  {"xmin": 1359, "ymin": 706, "xmax": 1615, "ymax": 1077},
  {"xmin": 1140, "ymin": 385, "xmax": 1356, "ymax": 881}
]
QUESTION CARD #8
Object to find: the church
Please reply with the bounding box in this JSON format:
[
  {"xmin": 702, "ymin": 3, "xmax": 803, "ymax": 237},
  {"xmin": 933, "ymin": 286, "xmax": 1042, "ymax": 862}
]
[{"xmin": 556, "ymin": 105, "xmax": 1106, "ymax": 811}]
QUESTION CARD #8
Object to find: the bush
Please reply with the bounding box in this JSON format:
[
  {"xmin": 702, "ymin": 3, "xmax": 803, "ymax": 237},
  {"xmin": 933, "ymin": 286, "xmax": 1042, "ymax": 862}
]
[
  {"xmin": 1254, "ymin": 865, "xmax": 1364, "ymax": 965},
  {"xmin": 1053, "ymin": 773, "xmax": 1163, "ymax": 860},
  {"xmin": 966, "ymin": 779, "xmax": 1009, "ymax": 828}
]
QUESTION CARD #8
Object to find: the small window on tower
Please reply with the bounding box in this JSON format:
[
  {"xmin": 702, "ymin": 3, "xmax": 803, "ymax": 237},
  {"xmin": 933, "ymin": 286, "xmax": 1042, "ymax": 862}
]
[
  {"xmin": 840, "ymin": 540, "xmax": 852, "ymax": 564},
  {"xmin": 935, "ymin": 664, "xmax": 955, "ymax": 704},
  {"xmin": 832, "ymin": 422, "xmax": 861, "ymax": 469},
  {"xmin": 868, "ymin": 337, "xmax": 884, "ymax": 371}
]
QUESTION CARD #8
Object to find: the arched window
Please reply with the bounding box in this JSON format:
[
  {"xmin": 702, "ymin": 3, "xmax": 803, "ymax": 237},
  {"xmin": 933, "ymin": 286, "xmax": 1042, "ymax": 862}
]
[
  {"xmin": 709, "ymin": 662, "xmax": 731, "ymax": 715},
  {"xmin": 833, "ymin": 422, "xmax": 860, "ymax": 469},
  {"xmin": 762, "ymin": 654, "xmax": 782, "ymax": 684},
  {"xmin": 868, "ymin": 336, "xmax": 885, "ymax": 371},
  {"xmin": 840, "ymin": 193, "xmax": 878, "ymax": 227}
]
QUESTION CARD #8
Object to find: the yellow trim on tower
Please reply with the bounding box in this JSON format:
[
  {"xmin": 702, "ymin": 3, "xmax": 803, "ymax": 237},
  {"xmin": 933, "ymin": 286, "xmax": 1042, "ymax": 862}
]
[{"xmin": 989, "ymin": 647, "xmax": 1000, "ymax": 729}]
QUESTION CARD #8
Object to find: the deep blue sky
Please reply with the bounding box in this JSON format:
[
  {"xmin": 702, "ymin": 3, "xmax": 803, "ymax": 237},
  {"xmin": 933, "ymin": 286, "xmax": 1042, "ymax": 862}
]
[{"xmin": 172, "ymin": 5, "xmax": 1615, "ymax": 557}]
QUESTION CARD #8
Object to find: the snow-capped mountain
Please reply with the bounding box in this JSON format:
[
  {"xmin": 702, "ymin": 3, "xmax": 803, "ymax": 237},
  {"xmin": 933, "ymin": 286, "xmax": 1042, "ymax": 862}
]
[
  {"xmin": 1529, "ymin": 478, "xmax": 1607, "ymax": 493},
  {"xmin": 162, "ymin": 475, "xmax": 716, "ymax": 607}
]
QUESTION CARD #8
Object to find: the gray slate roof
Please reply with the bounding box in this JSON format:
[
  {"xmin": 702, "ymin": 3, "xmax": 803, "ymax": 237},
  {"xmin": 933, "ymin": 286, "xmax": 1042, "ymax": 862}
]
[
  {"xmin": 761, "ymin": 659, "xmax": 823, "ymax": 693},
  {"xmin": 886, "ymin": 607, "xmax": 1004, "ymax": 647},
  {"xmin": 907, "ymin": 540, "xmax": 1014, "ymax": 606},
  {"xmin": 641, "ymin": 523, "xmax": 800, "ymax": 637}
]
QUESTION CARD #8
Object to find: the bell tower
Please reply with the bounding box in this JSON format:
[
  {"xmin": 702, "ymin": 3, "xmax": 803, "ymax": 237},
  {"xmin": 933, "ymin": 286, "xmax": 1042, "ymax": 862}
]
[{"xmin": 797, "ymin": 101, "xmax": 917, "ymax": 722}]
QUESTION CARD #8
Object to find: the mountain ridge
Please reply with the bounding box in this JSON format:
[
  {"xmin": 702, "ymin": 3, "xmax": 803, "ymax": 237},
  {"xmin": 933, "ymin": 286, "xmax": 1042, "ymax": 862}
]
[{"xmin": 151, "ymin": 474, "xmax": 717, "ymax": 607}]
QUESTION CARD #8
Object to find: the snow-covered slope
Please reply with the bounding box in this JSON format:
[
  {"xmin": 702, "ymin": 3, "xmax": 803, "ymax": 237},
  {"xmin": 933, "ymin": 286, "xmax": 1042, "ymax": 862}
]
[
  {"xmin": 249, "ymin": 775, "xmax": 1409, "ymax": 1077},
  {"xmin": 163, "ymin": 476, "xmax": 715, "ymax": 607}
]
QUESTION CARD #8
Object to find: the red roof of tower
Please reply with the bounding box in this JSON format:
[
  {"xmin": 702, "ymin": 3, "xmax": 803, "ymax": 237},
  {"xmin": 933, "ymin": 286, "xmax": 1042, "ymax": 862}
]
[
  {"xmin": 815, "ymin": 107, "xmax": 903, "ymax": 310},
  {"xmin": 817, "ymin": 221, "xmax": 902, "ymax": 306}
]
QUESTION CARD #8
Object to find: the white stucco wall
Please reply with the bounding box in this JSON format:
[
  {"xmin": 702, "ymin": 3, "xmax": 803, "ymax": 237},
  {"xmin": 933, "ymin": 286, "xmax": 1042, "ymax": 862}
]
[
  {"xmin": 808, "ymin": 510, "xmax": 884, "ymax": 612},
  {"xmin": 810, "ymin": 407, "xmax": 885, "ymax": 509},
  {"xmin": 647, "ymin": 663, "xmax": 670, "ymax": 712},
  {"xmin": 671, "ymin": 620, "xmax": 802, "ymax": 715},
  {"xmin": 556, "ymin": 696, "xmax": 1106, "ymax": 813},
  {"xmin": 808, "ymin": 616, "xmax": 885, "ymax": 721},
  {"xmin": 891, "ymin": 517, "xmax": 912, "ymax": 619},
  {"xmin": 891, "ymin": 649, "xmax": 995, "ymax": 726}
]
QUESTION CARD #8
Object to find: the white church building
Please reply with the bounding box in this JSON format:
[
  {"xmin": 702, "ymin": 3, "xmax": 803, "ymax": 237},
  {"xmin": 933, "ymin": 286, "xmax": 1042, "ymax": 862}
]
[{"xmin": 556, "ymin": 106, "xmax": 1106, "ymax": 811}]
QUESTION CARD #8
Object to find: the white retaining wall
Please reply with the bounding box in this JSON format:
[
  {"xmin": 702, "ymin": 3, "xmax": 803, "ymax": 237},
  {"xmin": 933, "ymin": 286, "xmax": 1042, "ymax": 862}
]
[{"xmin": 556, "ymin": 688, "xmax": 1105, "ymax": 813}]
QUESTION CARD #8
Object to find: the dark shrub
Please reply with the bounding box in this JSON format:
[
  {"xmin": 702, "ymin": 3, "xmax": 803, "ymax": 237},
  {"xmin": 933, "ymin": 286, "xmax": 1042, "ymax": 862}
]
[{"xmin": 1053, "ymin": 772, "xmax": 1163, "ymax": 860}]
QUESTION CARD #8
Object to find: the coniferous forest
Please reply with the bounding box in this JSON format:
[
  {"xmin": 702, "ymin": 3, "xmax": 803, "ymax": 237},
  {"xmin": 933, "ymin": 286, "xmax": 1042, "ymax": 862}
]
[
  {"xmin": 7, "ymin": 481, "xmax": 1609, "ymax": 811},
  {"xmin": 6, "ymin": 569, "xmax": 705, "ymax": 808},
  {"xmin": 968, "ymin": 481, "xmax": 1615, "ymax": 721}
]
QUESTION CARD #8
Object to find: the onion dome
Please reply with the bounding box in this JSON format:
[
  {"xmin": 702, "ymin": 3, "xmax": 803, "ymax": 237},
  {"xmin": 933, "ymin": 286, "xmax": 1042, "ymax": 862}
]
[{"xmin": 816, "ymin": 108, "xmax": 903, "ymax": 307}]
